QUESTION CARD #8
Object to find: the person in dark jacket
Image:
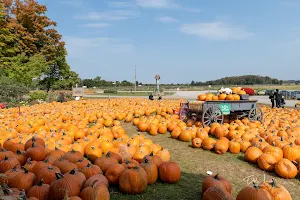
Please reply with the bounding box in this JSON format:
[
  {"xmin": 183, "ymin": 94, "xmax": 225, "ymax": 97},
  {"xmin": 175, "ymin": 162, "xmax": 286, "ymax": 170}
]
[
  {"xmin": 269, "ymin": 91, "xmax": 275, "ymax": 108},
  {"xmin": 149, "ymin": 94, "xmax": 154, "ymax": 100},
  {"xmin": 158, "ymin": 95, "xmax": 162, "ymax": 100},
  {"xmin": 274, "ymin": 89, "xmax": 281, "ymax": 108}
]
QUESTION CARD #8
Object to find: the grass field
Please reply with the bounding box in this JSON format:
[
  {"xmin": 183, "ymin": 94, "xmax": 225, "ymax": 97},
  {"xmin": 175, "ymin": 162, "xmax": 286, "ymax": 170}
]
[{"xmin": 109, "ymin": 119, "xmax": 300, "ymax": 200}]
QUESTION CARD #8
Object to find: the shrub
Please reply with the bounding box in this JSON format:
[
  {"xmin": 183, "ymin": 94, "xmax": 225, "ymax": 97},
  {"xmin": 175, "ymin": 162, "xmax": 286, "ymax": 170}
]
[
  {"xmin": 0, "ymin": 76, "xmax": 29, "ymax": 102},
  {"xmin": 29, "ymin": 91, "xmax": 48, "ymax": 101},
  {"xmin": 242, "ymin": 88, "xmax": 255, "ymax": 95},
  {"xmin": 104, "ymin": 89, "xmax": 118, "ymax": 94}
]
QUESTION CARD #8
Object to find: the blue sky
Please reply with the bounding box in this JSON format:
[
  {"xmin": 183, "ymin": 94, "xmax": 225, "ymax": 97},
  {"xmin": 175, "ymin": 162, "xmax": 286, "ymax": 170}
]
[{"xmin": 38, "ymin": 0, "xmax": 300, "ymax": 83}]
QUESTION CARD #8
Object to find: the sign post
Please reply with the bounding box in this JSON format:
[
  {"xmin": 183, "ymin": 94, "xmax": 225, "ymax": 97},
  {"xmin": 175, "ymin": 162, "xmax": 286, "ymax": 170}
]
[{"xmin": 72, "ymin": 87, "xmax": 84, "ymax": 100}]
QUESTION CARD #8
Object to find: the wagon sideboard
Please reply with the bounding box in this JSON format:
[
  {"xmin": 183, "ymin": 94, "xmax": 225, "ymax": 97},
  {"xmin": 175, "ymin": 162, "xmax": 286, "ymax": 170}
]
[{"xmin": 202, "ymin": 100, "xmax": 258, "ymax": 113}]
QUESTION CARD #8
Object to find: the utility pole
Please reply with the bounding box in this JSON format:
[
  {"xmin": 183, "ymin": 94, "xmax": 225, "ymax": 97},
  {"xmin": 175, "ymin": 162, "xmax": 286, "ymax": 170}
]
[{"xmin": 134, "ymin": 65, "xmax": 137, "ymax": 93}]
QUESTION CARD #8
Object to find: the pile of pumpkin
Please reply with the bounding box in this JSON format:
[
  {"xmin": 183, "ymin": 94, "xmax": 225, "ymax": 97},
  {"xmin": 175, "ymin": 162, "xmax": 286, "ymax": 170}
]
[
  {"xmin": 197, "ymin": 87, "xmax": 248, "ymax": 101},
  {"xmin": 0, "ymin": 136, "xmax": 181, "ymax": 199},
  {"xmin": 179, "ymin": 107, "xmax": 300, "ymax": 179},
  {"xmin": 201, "ymin": 174, "xmax": 292, "ymax": 200}
]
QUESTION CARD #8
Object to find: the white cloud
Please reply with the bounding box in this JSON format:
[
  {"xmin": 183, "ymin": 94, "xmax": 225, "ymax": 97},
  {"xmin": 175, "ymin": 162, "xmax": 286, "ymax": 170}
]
[
  {"xmin": 157, "ymin": 16, "xmax": 178, "ymax": 23},
  {"xmin": 64, "ymin": 36, "xmax": 135, "ymax": 56},
  {"xmin": 180, "ymin": 22, "xmax": 253, "ymax": 40},
  {"xmin": 108, "ymin": 1, "xmax": 136, "ymax": 8},
  {"xmin": 136, "ymin": 0, "xmax": 200, "ymax": 12},
  {"xmin": 78, "ymin": 23, "xmax": 111, "ymax": 28},
  {"xmin": 136, "ymin": 0, "xmax": 175, "ymax": 8},
  {"xmin": 76, "ymin": 10, "xmax": 139, "ymax": 21}
]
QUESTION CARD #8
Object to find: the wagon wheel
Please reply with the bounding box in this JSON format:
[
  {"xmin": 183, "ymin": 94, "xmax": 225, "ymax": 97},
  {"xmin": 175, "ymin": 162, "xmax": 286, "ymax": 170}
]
[
  {"xmin": 202, "ymin": 105, "xmax": 224, "ymax": 127},
  {"xmin": 248, "ymin": 108, "xmax": 263, "ymax": 122}
]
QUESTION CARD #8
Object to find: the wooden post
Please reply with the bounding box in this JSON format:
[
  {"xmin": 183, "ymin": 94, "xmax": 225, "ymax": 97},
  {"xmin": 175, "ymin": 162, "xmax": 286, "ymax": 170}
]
[{"xmin": 18, "ymin": 101, "xmax": 21, "ymax": 116}]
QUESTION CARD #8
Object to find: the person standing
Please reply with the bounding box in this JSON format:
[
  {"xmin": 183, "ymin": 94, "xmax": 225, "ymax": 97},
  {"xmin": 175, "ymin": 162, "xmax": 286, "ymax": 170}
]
[
  {"xmin": 274, "ymin": 89, "xmax": 280, "ymax": 108},
  {"xmin": 269, "ymin": 91, "xmax": 275, "ymax": 108}
]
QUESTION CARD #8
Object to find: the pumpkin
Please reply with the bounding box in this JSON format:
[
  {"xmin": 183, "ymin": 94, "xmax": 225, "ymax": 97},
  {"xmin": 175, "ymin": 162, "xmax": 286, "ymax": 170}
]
[
  {"xmin": 75, "ymin": 159, "xmax": 91, "ymax": 169},
  {"xmin": 80, "ymin": 180, "xmax": 110, "ymax": 200},
  {"xmin": 257, "ymin": 154, "xmax": 277, "ymax": 171},
  {"xmin": 275, "ymin": 158, "xmax": 298, "ymax": 179},
  {"xmin": 282, "ymin": 143, "xmax": 300, "ymax": 161},
  {"xmin": 202, "ymin": 174, "xmax": 232, "ymax": 194},
  {"xmin": 48, "ymin": 172, "xmax": 81, "ymax": 200},
  {"xmin": 236, "ymin": 182, "xmax": 273, "ymax": 200},
  {"xmin": 80, "ymin": 163, "xmax": 102, "ymax": 179},
  {"xmin": 119, "ymin": 165, "xmax": 148, "ymax": 194},
  {"xmin": 83, "ymin": 174, "xmax": 109, "ymax": 188},
  {"xmin": 10, "ymin": 167, "xmax": 36, "ymax": 193},
  {"xmin": 48, "ymin": 148, "xmax": 65, "ymax": 160},
  {"xmin": 263, "ymin": 143, "xmax": 283, "ymax": 162},
  {"xmin": 0, "ymin": 156, "xmax": 20, "ymax": 173},
  {"xmin": 140, "ymin": 158, "xmax": 158, "ymax": 185},
  {"xmin": 35, "ymin": 166, "xmax": 61, "ymax": 185},
  {"xmin": 64, "ymin": 169, "xmax": 86, "ymax": 188},
  {"xmin": 14, "ymin": 150, "xmax": 27, "ymax": 166},
  {"xmin": 5, "ymin": 167, "xmax": 22, "ymax": 186},
  {"xmin": 25, "ymin": 137, "xmax": 45, "ymax": 151},
  {"xmin": 24, "ymin": 158, "xmax": 37, "ymax": 172},
  {"xmin": 192, "ymin": 138, "xmax": 202, "ymax": 148},
  {"xmin": 228, "ymin": 140, "xmax": 241, "ymax": 154},
  {"xmin": 104, "ymin": 163, "xmax": 125, "ymax": 185},
  {"xmin": 156, "ymin": 149, "xmax": 170, "ymax": 162},
  {"xmin": 94, "ymin": 152, "xmax": 118, "ymax": 173},
  {"xmin": 245, "ymin": 147, "xmax": 263, "ymax": 163},
  {"xmin": 142, "ymin": 152, "xmax": 163, "ymax": 168},
  {"xmin": 53, "ymin": 157, "xmax": 78, "ymax": 174},
  {"xmin": 201, "ymin": 138, "xmax": 216, "ymax": 150},
  {"xmin": 31, "ymin": 158, "xmax": 52, "ymax": 176},
  {"xmin": 214, "ymin": 140, "xmax": 229, "ymax": 154},
  {"xmin": 158, "ymin": 162, "xmax": 181, "ymax": 184},
  {"xmin": 260, "ymin": 179, "xmax": 292, "ymax": 200},
  {"xmin": 203, "ymin": 186, "xmax": 235, "ymax": 200},
  {"xmin": 27, "ymin": 180, "xmax": 50, "ymax": 200},
  {"xmin": 25, "ymin": 142, "xmax": 47, "ymax": 161},
  {"xmin": 63, "ymin": 150, "xmax": 84, "ymax": 163}
]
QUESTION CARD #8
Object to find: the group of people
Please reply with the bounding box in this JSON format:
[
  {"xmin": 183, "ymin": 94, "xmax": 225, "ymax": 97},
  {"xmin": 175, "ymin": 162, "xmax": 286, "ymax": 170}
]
[
  {"xmin": 269, "ymin": 89, "xmax": 285, "ymax": 108},
  {"xmin": 149, "ymin": 94, "xmax": 162, "ymax": 101}
]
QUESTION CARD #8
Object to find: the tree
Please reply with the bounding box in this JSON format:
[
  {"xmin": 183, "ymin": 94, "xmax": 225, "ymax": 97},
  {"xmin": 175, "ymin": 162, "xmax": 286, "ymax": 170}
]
[
  {"xmin": 6, "ymin": 53, "xmax": 46, "ymax": 86},
  {"xmin": 0, "ymin": 2, "xmax": 19, "ymax": 67},
  {"xmin": 2, "ymin": 0, "xmax": 78, "ymax": 91}
]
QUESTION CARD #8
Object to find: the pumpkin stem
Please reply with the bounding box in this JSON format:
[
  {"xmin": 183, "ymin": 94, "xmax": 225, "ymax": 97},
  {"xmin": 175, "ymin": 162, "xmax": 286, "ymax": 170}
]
[
  {"xmin": 69, "ymin": 169, "xmax": 76, "ymax": 175},
  {"xmin": 150, "ymin": 151, "xmax": 154, "ymax": 156},
  {"xmin": 44, "ymin": 156, "xmax": 50, "ymax": 163},
  {"xmin": 253, "ymin": 182, "xmax": 259, "ymax": 188},
  {"xmin": 32, "ymin": 142, "xmax": 36, "ymax": 148},
  {"xmin": 55, "ymin": 172, "xmax": 64, "ymax": 180},
  {"xmin": 106, "ymin": 152, "xmax": 111, "ymax": 157},
  {"xmin": 22, "ymin": 166, "xmax": 29, "ymax": 174},
  {"xmin": 26, "ymin": 157, "xmax": 32, "ymax": 164},
  {"xmin": 91, "ymin": 180, "xmax": 99, "ymax": 188},
  {"xmin": 144, "ymin": 158, "xmax": 149, "ymax": 163},
  {"xmin": 86, "ymin": 163, "xmax": 91, "ymax": 168},
  {"xmin": 37, "ymin": 179, "xmax": 44, "ymax": 186},
  {"xmin": 270, "ymin": 179, "xmax": 277, "ymax": 188},
  {"xmin": 4, "ymin": 156, "xmax": 8, "ymax": 160}
]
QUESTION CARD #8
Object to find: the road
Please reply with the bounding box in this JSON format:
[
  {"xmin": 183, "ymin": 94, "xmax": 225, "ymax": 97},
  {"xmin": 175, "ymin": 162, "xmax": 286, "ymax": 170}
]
[{"xmin": 84, "ymin": 90, "xmax": 299, "ymax": 107}]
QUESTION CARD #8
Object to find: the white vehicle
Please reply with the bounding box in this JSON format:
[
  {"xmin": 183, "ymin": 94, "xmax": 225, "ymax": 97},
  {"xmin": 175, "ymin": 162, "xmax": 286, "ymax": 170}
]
[{"xmin": 296, "ymin": 94, "xmax": 300, "ymax": 100}]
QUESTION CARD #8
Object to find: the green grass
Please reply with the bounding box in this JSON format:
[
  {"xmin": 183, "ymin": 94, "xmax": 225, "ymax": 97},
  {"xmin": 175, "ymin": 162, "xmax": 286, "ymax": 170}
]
[{"xmin": 110, "ymin": 121, "xmax": 300, "ymax": 200}]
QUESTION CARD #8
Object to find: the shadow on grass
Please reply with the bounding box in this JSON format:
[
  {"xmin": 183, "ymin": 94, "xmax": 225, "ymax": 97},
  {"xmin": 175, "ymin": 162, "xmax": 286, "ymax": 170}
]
[{"xmin": 109, "ymin": 172, "xmax": 206, "ymax": 200}]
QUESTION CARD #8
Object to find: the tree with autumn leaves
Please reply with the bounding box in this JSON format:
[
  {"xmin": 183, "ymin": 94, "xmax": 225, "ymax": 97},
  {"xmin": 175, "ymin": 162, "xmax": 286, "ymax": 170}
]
[{"xmin": 0, "ymin": 0, "xmax": 78, "ymax": 91}]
